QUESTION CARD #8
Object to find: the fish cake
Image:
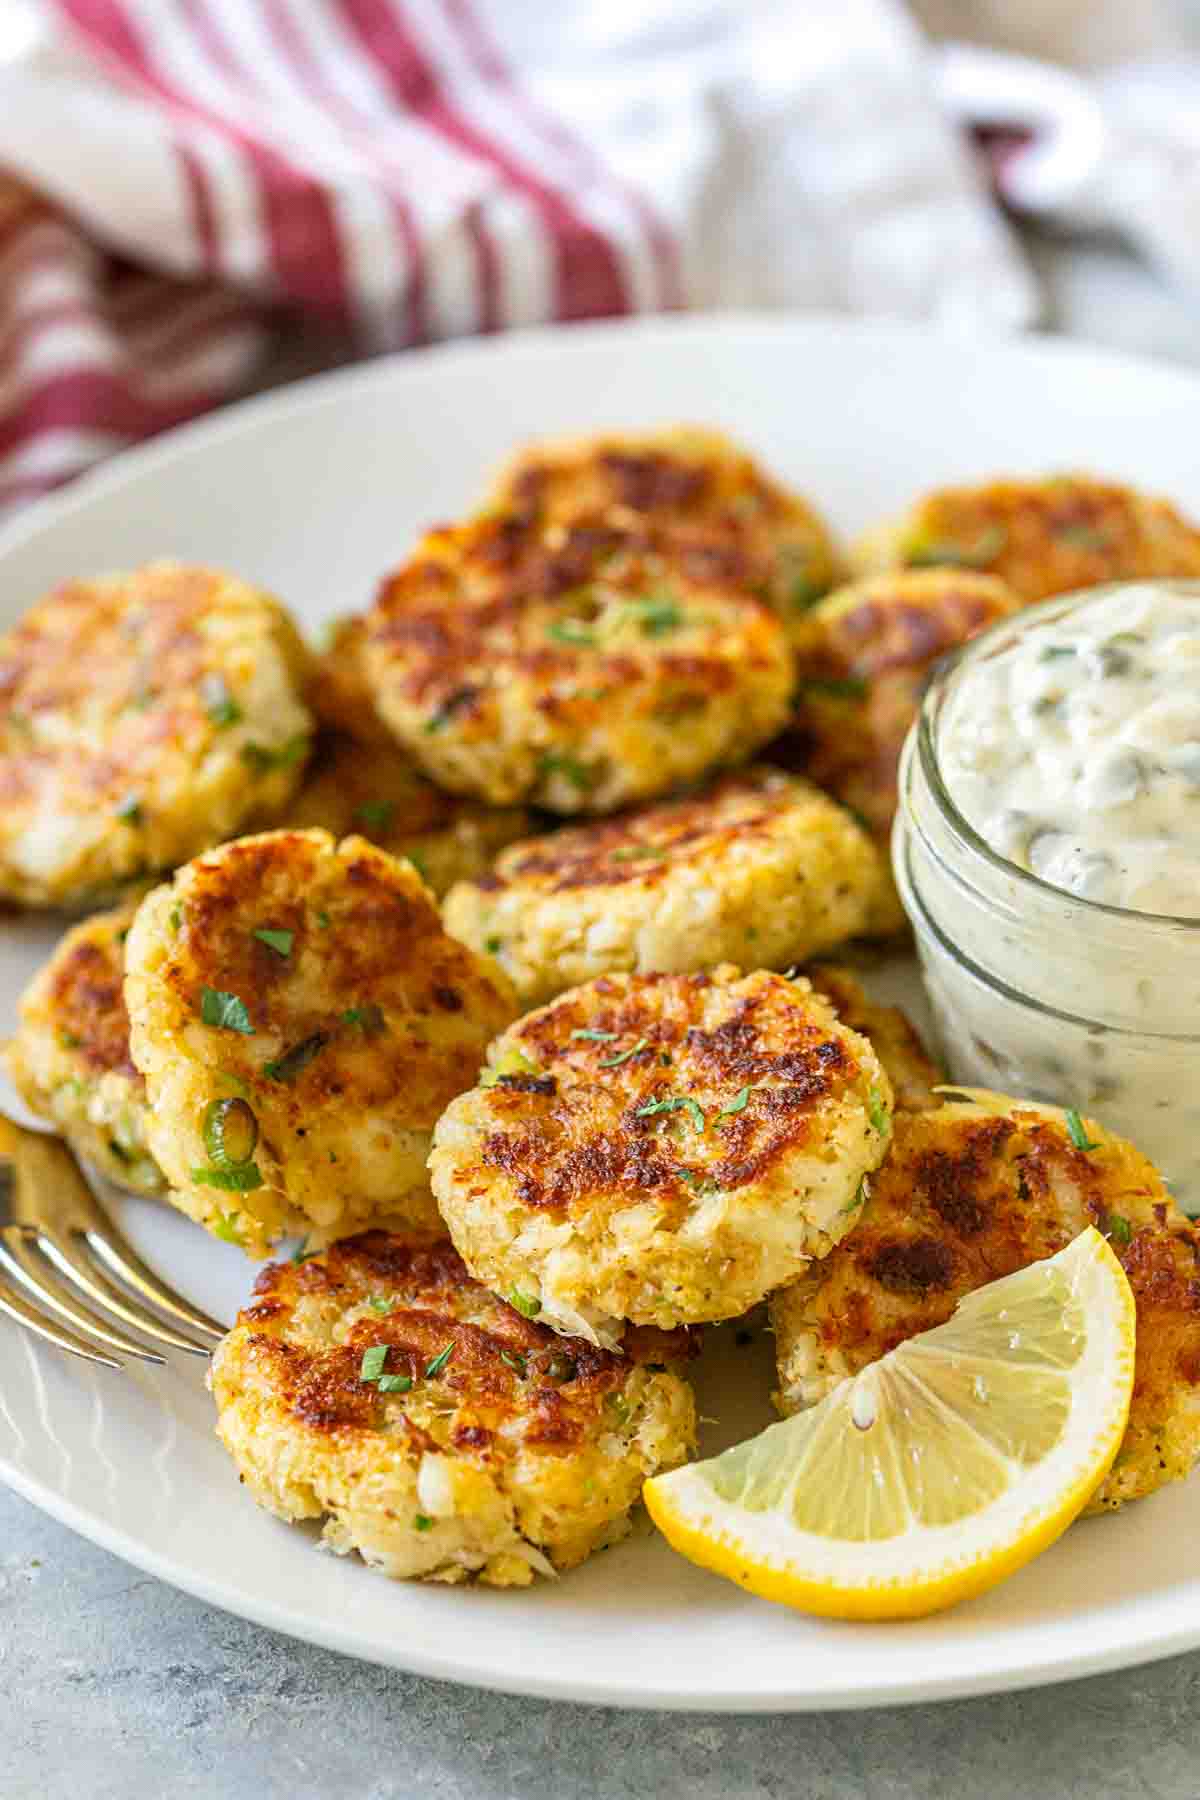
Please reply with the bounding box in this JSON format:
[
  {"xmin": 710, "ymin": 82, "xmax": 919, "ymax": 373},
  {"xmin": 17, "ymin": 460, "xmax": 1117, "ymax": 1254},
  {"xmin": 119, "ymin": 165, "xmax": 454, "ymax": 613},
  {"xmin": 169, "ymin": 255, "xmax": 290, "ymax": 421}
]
[
  {"xmin": 288, "ymin": 732, "xmax": 535, "ymax": 899},
  {"xmin": 361, "ymin": 503, "xmax": 793, "ymax": 813},
  {"xmin": 124, "ymin": 829, "xmax": 517, "ymax": 1258},
  {"xmin": 430, "ymin": 967, "xmax": 893, "ymax": 1344},
  {"xmin": 489, "ymin": 426, "xmax": 842, "ymax": 638},
  {"xmin": 210, "ymin": 1230, "xmax": 698, "ymax": 1585},
  {"xmin": 769, "ymin": 569, "xmax": 1019, "ymax": 935},
  {"xmin": 854, "ymin": 473, "xmax": 1200, "ymax": 604},
  {"xmin": 5, "ymin": 902, "xmax": 162, "ymax": 1193},
  {"xmin": 0, "ymin": 561, "xmax": 313, "ymax": 909},
  {"xmin": 770, "ymin": 1088, "xmax": 1200, "ymax": 1512},
  {"xmin": 800, "ymin": 964, "xmax": 942, "ymax": 1113},
  {"xmin": 443, "ymin": 767, "xmax": 882, "ymax": 1008}
]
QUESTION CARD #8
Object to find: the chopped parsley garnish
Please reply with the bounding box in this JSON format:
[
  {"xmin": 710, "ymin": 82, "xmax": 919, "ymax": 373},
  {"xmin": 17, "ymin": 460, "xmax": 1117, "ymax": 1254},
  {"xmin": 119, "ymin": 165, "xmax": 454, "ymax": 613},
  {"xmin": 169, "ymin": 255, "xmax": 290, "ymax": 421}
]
[
  {"xmin": 546, "ymin": 1353, "xmax": 577, "ymax": 1383},
  {"xmin": 867, "ymin": 1087, "xmax": 890, "ymax": 1136},
  {"xmin": 342, "ymin": 1004, "xmax": 386, "ymax": 1036},
  {"xmin": 484, "ymin": 936, "xmax": 503, "ymax": 954},
  {"xmin": 424, "ymin": 1341, "xmax": 455, "ymax": 1379},
  {"xmin": 115, "ymin": 793, "xmax": 143, "ymax": 825},
  {"xmin": 316, "ymin": 909, "xmax": 331, "ymax": 929},
  {"xmin": 600, "ymin": 1036, "xmax": 648, "ymax": 1068},
  {"xmin": 499, "ymin": 1349, "xmax": 527, "ymax": 1377},
  {"xmin": 610, "ymin": 845, "xmax": 665, "ymax": 862},
  {"xmin": 1039, "ymin": 645, "xmax": 1076, "ymax": 663},
  {"xmin": 291, "ymin": 1237, "xmax": 317, "ymax": 1265},
  {"xmin": 538, "ymin": 751, "xmax": 594, "ymax": 790},
  {"xmin": 788, "ymin": 572, "xmax": 825, "ymax": 612},
  {"xmin": 210, "ymin": 1211, "xmax": 244, "ymax": 1244},
  {"xmin": 58, "ymin": 1030, "xmax": 81, "ymax": 1050},
  {"xmin": 253, "ymin": 926, "xmax": 294, "ymax": 958},
  {"xmin": 715, "ymin": 1086, "xmax": 750, "ymax": 1122},
  {"xmin": 201, "ymin": 672, "xmax": 242, "ymax": 728},
  {"xmin": 199, "ymin": 986, "xmax": 255, "ymax": 1035},
  {"xmin": 193, "ymin": 1163, "xmax": 263, "ymax": 1193},
  {"xmin": 507, "ymin": 1287, "xmax": 541, "ymax": 1319},
  {"xmin": 360, "ymin": 1345, "xmax": 388, "ymax": 1383},
  {"xmin": 1104, "ymin": 1213, "xmax": 1133, "ymax": 1247},
  {"xmin": 571, "ymin": 1028, "xmax": 617, "ymax": 1042},
  {"xmin": 548, "ymin": 618, "xmax": 596, "ymax": 647},
  {"xmin": 1065, "ymin": 1108, "xmax": 1099, "ymax": 1152},
  {"xmin": 798, "ymin": 675, "xmax": 868, "ymax": 702},
  {"xmin": 264, "ymin": 1032, "xmax": 328, "ymax": 1083},
  {"xmin": 354, "ymin": 798, "xmax": 396, "ymax": 833},
  {"xmin": 414, "ymin": 1514, "xmax": 433, "ymax": 1531},
  {"xmin": 424, "ymin": 687, "xmax": 475, "ymax": 734},
  {"xmin": 241, "ymin": 734, "xmax": 309, "ymax": 774},
  {"xmin": 677, "ymin": 1168, "xmax": 718, "ymax": 1197},
  {"xmin": 841, "ymin": 1177, "xmax": 869, "ymax": 1215},
  {"xmin": 629, "ymin": 595, "xmax": 684, "ymax": 637},
  {"xmin": 904, "ymin": 525, "xmax": 1007, "ymax": 569},
  {"xmin": 169, "ymin": 905, "xmax": 183, "ymax": 933},
  {"xmin": 636, "ymin": 1095, "xmax": 706, "ymax": 1132},
  {"xmin": 378, "ymin": 1374, "xmax": 412, "ymax": 1394},
  {"xmin": 369, "ymin": 1296, "xmax": 395, "ymax": 1315}
]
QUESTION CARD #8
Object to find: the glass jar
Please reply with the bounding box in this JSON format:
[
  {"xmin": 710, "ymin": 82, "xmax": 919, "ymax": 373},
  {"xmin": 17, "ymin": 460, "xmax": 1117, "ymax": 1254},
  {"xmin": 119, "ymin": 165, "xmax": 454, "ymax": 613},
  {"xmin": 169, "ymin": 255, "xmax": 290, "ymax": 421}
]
[{"xmin": 893, "ymin": 591, "xmax": 1200, "ymax": 1208}]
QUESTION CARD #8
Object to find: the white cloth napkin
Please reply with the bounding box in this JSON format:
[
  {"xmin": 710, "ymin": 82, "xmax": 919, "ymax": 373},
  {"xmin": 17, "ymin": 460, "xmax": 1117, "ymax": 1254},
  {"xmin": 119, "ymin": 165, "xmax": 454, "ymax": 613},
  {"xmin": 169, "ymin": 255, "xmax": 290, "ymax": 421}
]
[{"xmin": 0, "ymin": 0, "xmax": 1194, "ymax": 512}]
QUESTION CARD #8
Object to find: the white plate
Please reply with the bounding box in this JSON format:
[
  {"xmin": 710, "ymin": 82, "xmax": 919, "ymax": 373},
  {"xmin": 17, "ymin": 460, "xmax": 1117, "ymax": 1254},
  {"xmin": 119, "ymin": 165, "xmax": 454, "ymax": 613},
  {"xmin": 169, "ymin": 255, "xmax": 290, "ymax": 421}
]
[{"xmin": 3, "ymin": 314, "xmax": 1200, "ymax": 1712}]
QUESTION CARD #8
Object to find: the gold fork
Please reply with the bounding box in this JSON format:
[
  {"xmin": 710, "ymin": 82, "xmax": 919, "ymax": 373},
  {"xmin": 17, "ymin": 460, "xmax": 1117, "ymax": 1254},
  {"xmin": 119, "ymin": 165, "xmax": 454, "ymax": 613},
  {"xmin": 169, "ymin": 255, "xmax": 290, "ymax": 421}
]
[{"xmin": 0, "ymin": 1111, "xmax": 225, "ymax": 1368}]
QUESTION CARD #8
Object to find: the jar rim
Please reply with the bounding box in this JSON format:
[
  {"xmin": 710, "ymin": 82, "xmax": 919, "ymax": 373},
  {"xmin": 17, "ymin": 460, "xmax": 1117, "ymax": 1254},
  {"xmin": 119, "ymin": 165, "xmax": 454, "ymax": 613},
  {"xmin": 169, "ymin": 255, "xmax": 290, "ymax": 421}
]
[{"xmin": 915, "ymin": 579, "xmax": 1200, "ymax": 934}]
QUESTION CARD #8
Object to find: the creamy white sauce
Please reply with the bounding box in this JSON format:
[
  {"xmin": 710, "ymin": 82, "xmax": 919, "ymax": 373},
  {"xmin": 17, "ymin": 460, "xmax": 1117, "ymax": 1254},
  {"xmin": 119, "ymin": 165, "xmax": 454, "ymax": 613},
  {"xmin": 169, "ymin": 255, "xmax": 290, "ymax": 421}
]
[
  {"xmin": 893, "ymin": 581, "xmax": 1200, "ymax": 1207},
  {"xmin": 939, "ymin": 587, "xmax": 1200, "ymax": 917}
]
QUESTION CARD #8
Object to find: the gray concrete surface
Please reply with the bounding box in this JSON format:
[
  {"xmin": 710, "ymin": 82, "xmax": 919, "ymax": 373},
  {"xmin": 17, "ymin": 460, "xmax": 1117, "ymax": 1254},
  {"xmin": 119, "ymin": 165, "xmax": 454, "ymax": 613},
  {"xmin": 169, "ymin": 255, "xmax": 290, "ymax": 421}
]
[{"xmin": 6, "ymin": 1481, "xmax": 1200, "ymax": 1800}]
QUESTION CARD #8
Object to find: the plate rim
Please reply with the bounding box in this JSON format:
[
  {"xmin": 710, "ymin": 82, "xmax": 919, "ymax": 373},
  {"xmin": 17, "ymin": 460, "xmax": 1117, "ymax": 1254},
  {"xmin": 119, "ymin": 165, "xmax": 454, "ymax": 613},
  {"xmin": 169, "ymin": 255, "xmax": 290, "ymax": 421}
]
[{"xmin": 6, "ymin": 309, "xmax": 1200, "ymax": 1710}]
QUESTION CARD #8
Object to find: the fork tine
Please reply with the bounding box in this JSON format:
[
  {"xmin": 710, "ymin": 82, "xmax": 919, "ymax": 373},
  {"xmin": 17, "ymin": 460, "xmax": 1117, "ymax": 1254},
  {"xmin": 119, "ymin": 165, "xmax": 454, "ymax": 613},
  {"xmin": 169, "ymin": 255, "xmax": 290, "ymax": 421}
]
[
  {"xmin": 0, "ymin": 1230, "xmax": 165, "ymax": 1365},
  {"xmin": 0, "ymin": 1279, "xmax": 121, "ymax": 1368},
  {"xmin": 82, "ymin": 1228, "xmax": 226, "ymax": 1343},
  {"xmin": 36, "ymin": 1230, "xmax": 212, "ymax": 1357}
]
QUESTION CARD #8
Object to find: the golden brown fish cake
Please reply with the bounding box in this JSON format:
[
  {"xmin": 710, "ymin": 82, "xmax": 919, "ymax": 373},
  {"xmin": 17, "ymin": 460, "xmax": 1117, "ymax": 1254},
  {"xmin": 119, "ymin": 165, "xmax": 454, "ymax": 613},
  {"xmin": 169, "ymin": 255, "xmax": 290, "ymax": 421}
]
[
  {"xmin": 288, "ymin": 732, "xmax": 535, "ymax": 899},
  {"xmin": 770, "ymin": 1088, "xmax": 1200, "ymax": 1512},
  {"xmin": 210, "ymin": 1230, "xmax": 698, "ymax": 1585},
  {"xmin": 430, "ymin": 967, "xmax": 893, "ymax": 1344},
  {"xmin": 361, "ymin": 504, "xmax": 794, "ymax": 813},
  {"xmin": 124, "ymin": 829, "xmax": 517, "ymax": 1258},
  {"xmin": 442, "ymin": 767, "xmax": 882, "ymax": 1008},
  {"xmin": 854, "ymin": 473, "xmax": 1200, "ymax": 604},
  {"xmin": 5, "ymin": 902, "xmax": 162, "ymax": 1193},
  {"xmin": 0, "ymin": 561, "xmax": 313, "ymax": 909},
  {"xmin": 306, "ymin": 616, "xmax": 396, "ymax": 747},
  {"xmin": 489, "ymin": 426, "xmax": 842, "ymax": 637},
  {"xmin": 768, "ymin": 569, "xmax": 1020, "ymax": 935},
  {"xmin": 799, "ymin": 964, "xmax": 942, "ymax": 1113}
]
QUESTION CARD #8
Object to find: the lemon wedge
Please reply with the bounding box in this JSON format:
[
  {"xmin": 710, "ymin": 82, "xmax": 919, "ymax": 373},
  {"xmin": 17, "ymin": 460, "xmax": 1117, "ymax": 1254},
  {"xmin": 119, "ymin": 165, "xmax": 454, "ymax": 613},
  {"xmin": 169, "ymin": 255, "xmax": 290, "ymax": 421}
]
[{"xmin": 645, "ymin": 1227, "xmax": 1135, "ymax": 1620}]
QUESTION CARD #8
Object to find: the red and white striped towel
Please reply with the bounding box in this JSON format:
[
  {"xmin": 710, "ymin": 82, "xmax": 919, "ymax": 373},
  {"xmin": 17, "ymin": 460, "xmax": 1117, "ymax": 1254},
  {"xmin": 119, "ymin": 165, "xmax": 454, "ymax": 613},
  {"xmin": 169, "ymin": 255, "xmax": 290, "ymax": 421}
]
[{"xmin": 0, "ymin": 0, "xmax": 1033, "ymax": 513}]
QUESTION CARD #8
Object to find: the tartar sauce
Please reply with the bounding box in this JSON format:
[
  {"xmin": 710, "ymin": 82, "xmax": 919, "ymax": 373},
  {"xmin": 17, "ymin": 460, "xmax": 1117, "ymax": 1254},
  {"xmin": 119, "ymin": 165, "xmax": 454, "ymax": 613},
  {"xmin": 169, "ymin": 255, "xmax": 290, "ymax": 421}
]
[
  {"xmin": 939, "ymin": 586, "xmax": 1200, "ymax": 918},
  {"xmin": 893, "ymin": 580, "xmax": 1200, "ymax": 1208}
]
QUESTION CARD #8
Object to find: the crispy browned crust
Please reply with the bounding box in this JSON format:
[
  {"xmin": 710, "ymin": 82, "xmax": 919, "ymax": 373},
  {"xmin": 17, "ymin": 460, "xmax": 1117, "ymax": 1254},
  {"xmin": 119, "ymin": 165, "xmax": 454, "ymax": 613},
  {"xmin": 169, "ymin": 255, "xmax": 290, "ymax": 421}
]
[
  {"xmin": 478, "ymin": 767, "xmax": 824, "ymax": 895},
  {"xmin": 306, "ymin": 618, "xmax": 396, "ymax": 746},
  {"xmin": 363, "ymin": 505, "xmax": 786, "ymax": 737},
  {"xmin": 473, "ymin": 969, "xmax": 870, "ymax": 1223},
  {"xmin": 161, "ymin": 830, "xmax": 513, "ymax": 1128},
  {"xmin": 46, "ymin": 903, "xmax": 139, "ymax": 1082},
  {"xmin": 489, "ymin": 427, "xmax": 841, "ymax": 615},
  {"xmin": 800, "ymin": 964, "xmax": 941, "ymax": 1112},
  {"xmin": 237, "ymin": 1230, "xmax": 698, "ymax": 1451},
  {"xmin": 0, "ymin": 563, "xmax": 306, "ymax": 816},
  {"xmin": 770, "ymin": 570, "xmax": 1019, "ymax": 840},
  {"xmin": 882, "ymin": 474, "xmax": 1200, "ymax": 604},
  {"xmin": 786, "ymin": 1101, "xmax": 1200, "ymax": 1503}
]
